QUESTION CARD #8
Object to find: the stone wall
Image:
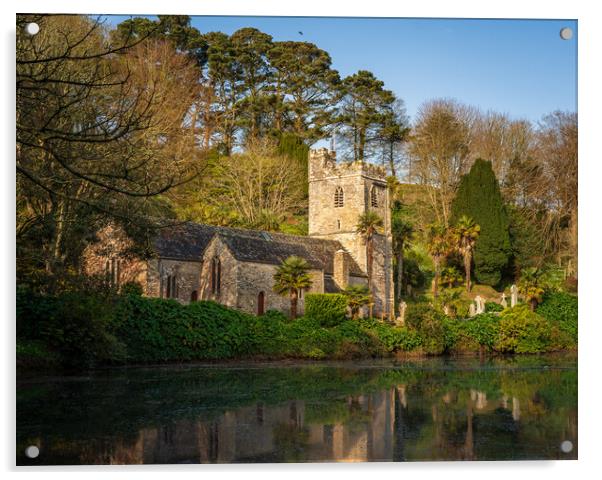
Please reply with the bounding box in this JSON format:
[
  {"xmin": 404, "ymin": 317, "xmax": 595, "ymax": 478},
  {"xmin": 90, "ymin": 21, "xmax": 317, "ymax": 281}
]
[
  {"xmin": 235, "ymin": 260, "xmax": 324, "ymax": 316},
  {"xmin": 147, "ymin": 258, "xmax": 202, "ymax": 303},
  {"xmin": 199, "ymin": 236, "xmax": 239, "ymax": 308},
  {"xmin": 81, "ymin": 224, "xmax": 147, "ymax": 288}
]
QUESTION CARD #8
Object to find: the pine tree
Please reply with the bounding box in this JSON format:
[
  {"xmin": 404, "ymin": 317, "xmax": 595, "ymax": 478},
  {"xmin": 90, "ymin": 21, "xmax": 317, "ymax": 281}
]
[{"xmin": 451, "ymin": 159, "xmax": 511, "ymax": 286}]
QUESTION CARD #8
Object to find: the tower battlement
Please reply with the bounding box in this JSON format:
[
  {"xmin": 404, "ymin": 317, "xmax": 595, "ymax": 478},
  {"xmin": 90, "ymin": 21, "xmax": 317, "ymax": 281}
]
[{"xmin": 309, "ymin": 148, "xmax": 387, "ymax": 182}]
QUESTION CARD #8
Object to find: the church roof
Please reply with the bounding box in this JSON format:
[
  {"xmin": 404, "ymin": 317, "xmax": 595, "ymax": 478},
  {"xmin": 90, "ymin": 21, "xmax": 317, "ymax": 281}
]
[{"xmin": 153, "ymin": 222, "xmax": 365, "ymax": 277}]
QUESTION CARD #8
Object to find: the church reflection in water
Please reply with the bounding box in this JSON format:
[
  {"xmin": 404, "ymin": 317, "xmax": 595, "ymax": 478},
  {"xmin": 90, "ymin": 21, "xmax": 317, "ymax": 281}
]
[
  {"xmin": 17, "ymin": 358, "xmax": 577, "ymax": 464},
  {"xmin": 24, "ymin": 385, "xmax": 577, "ymax": 464}
]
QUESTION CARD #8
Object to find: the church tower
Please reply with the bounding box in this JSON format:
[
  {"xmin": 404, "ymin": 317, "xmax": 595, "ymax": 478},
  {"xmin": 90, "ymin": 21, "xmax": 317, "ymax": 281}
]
[{"xmin": 308, "ymin": 148, "xmax": 394, "ymax": 317}]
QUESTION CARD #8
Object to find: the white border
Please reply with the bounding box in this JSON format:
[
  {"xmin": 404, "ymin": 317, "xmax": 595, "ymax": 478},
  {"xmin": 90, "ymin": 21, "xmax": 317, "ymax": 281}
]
[{"xmin": 3, "ymin": 1, "xmax": 600, "ymax": 478}]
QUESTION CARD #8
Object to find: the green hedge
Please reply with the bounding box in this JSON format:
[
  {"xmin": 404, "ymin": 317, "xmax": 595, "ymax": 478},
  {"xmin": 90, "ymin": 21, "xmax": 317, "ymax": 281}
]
[
  {"xmin": 495, "ymin": 305, "xmax": 550, "ymax": 353},
  {"xmin": 536, "ymin": 292, "xmax": 578, "ymax": 343},
  {"xmin": 17, "ymin": 288, "xmax": 578, "ymax": 369},
  {"xmin": 304, "ymin": 293, "xmax": 348, "ymax": 327}
]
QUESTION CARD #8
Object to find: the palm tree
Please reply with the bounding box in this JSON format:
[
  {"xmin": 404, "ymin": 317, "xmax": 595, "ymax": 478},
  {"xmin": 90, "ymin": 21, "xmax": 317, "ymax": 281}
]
[
  {"xmin": 427, "ymin": 224, "xmax": 453, "ymax": 298},
  {"xmin": 454, "ymin": 215, "xmax": 480, "ymax": 292},
  {"xmin": 273, "ymin": 256, "xmax": 313, "ymax": 319},
  {"xmin": 391, "ymin": 207, "xmax": 414, "ymax": 314},
  {"xmin": 342, "ymin": 284, "xmax": 372, "ymax": 319},
  {"xmin": 356, "ymin": 211, "xmax": 384, "ymax": 294},
  {"xmin": 440, "ymin": 266, "xmax": 463, "ymax": 289},
  {"xmin": 517, "ymin": 267, "xmax": 545, "ymax": 311}
]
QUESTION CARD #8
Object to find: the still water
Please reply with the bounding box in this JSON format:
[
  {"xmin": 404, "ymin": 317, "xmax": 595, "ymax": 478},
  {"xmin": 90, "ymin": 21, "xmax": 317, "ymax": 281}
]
[{"xmin": 17, "ymin": 354, "xmax": 577, "ymax": 464}]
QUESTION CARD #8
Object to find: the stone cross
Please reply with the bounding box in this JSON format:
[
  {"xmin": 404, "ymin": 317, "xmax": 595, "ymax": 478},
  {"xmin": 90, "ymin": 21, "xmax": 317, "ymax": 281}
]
[
  {"xmin": 500, "ymin": 293, "xmax": 507, "ymax": 308},
  {"xmin": 395, "ymin": 301, "xmax": 407, "ymax": 327},
  {"xmin": 510, "ymin": 284, "xmax": 518, "ymax": 307},
  {"xmin": 474, "ymin": 295, "xmax": 485, "ymax": 314}
]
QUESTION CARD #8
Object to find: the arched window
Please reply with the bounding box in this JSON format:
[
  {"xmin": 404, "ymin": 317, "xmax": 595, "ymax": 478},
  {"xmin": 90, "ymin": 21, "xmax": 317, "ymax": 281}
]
[
  {"xmin": 257, "ymin": 291, "xmax": 265, "ymax": 316},
  {"xmin": 107, "ymin": 258, "xmax": 120, "ymax": 286},
  {"xmin": 190, "ymin": 290, "xmax": 198, "ymax": 302},
  {"xmin": 370, "ymin": 186, "xmax": 379, "ymax": 208},
  {"xmin": 165, "ymin": 274, "xmax": 178, "ymax": 299},
  {"xmin": 211, "ymin": 257, "xmax": 221, "ymax": 295},
  {"xmin": 334, "ymin": 186, "xmax": 344, "ymax": 208}
]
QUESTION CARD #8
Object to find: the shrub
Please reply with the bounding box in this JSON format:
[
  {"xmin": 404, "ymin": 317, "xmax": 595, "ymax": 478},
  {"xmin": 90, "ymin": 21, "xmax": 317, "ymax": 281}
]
[
  {"xmin": 359, "ymin": 318, "xmax": 421, "ymax": 353},
  {"xmin": 37, "ymin": 290, "xmax": 125, "ymax": 367},
  {"xmin": 120, "ymin": 281, "xmax": 143, "ymax": 296},
  {"xmin": 305, "ymin": 293, "xmax": 348, "ymax": 327},
  {"xmin": 466, "ymin": 313, "xmax": 500, "ymax": 350},
  {"xmin": 261, "ymin": 309, "xmax": 289, "ymax": 322},
  {"xmin": 536, "ymin": 292, "xmax": 577, "ymax": 343},
  {"xmin": 495, "ymin": 305, "xmax": 550, "ymax": 353},
  {"xmin": 485, "ymin": 301, "xmax": 504, "ymax": 313},
  {"xmin": 405, "ymin": 303, "xmax": 446, "ymax": 354},
  {"xmin": 16, "ymin": 339, "xmax": 62, "ymax": 369},
  {"xmin": 443, "ymin": 313, "xmax": 500, "ymax": 353},
  {"xmin": 564, "ymin": 276, "xmax": 578, "ymax": 293}
]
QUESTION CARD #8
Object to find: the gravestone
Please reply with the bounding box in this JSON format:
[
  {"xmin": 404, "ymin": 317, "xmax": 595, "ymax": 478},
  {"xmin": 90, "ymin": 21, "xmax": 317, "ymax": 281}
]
[
  {"xmin": 475, "ymin": 295, "xmax": 485, "ymax": 314},
  {"xmin": 395, "ymin": 301, "xmax": 407, "ymax": 327},
  {"xmin": 510, "ymin": 284, "xmax": 518, "ymax": 307},
  {"xmin": 500, "ymin": 293, "xmax": 507, "ymax": 308},
  {"xmin": 469, "ymin": 303, "xmax": 476, "ymax": 317}
]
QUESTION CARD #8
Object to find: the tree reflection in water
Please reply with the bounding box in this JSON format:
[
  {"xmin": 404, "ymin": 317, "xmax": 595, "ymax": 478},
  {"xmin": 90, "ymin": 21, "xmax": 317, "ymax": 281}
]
[{"xmin": 17, "ymin": 354, "xmax": 577, "ymax": 464}]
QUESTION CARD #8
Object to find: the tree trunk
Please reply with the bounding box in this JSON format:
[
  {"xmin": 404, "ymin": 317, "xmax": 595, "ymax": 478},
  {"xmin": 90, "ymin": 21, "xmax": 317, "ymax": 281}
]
[
  {"xmin": 396, "ymin": 250, "xmax": 403, "ymax": 315},
  {"xmin": 570, "ymin": 207, "xmax": 578, "ymax": 279},
  {"xmin": 367, "ymin": 238, "xmax": 374, "ymax": 293},
  {"xmin": 358, "ymin": 129, "xmax": 366, "ymax": 161},
  {"xmin": 529, "ymin": 298, "xmax": 537, "ymax": 311},
  {"xmin": 388, "ymin": 142, "xmax": 396, "ymax": 178},
  {"xmin": 464, "ymin": 251, "xmax": 472, "ymax": 292},
  {"xmin": 290, "ymin": 289, "xmax": 298, "ymax": 319},
  {"xmin": 433, "ymin": 262, "xmax": 440, "ymax": 298}
]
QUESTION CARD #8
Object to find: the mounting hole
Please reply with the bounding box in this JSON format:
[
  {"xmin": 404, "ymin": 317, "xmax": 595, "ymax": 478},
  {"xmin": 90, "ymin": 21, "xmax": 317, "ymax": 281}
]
[
  {"xmin": 25, "ymin": 445, "xmax": 40, "ymax": 458},
  {"xmin": 560, "ymin": 27, "xmax": 573, "ymax": 40},
  {"xmin": 25, "ymin": 22, "xmax": 40, "ymax": 36},
  {"xmin": 560, "ymin": 440, "xmax": 573, "ymax": 453}
]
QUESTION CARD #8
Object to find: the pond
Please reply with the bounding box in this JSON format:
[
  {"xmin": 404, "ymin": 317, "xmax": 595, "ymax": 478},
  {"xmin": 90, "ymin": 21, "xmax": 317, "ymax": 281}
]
[{"xmin": 16, "ymin": 354, "xmax": 577, "ymax": 464}]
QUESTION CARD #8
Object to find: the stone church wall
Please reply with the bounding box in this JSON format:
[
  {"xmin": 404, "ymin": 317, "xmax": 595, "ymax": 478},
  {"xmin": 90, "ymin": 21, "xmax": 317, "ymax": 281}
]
[
  {"xmin": 82, "ymin": 224, "xmax": 148, "ymax": 289},
  {"xmin": 199, "ymin": 236, "xmax": 239, "ymax": 309},
  {"xmin": 147, "ymin": 258, "xmax": 202, "ymax": 303},
  {"xmin": 236, "ymin": 261, "xmax": 324, "ymax": 316}
]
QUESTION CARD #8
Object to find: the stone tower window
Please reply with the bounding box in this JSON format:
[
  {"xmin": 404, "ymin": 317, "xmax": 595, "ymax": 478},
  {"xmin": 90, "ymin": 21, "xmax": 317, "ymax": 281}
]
[
  {"xmin": 337, "ymin": 219, "xmax": 341, "ymax": 230},
  {"xmin": 370, "ymin": 186, "xmax": 378, "ymax": 208},
  {"xmin": 211, "ymin": 257, "xmax": 221, "ymax": 295},
  {"xmin": 334, "ymin": 186, "xmax": 344, "ymax": 208}
]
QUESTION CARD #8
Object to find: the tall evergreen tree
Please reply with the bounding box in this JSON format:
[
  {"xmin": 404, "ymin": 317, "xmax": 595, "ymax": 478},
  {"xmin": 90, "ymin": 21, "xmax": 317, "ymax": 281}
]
[
  {"xmin": 336, "ymin": 70, "xmax": 396, "ymax": 162},
  {"xmin": 277, "ymin": 133, "xmax": 310, "ymax": 197},
  {"xmin": 451, "ymin": 159, "xmax": 511, "ymax": 286},
  {"xmin": 268, "ymin": 41, "xmax": 340, "ymax": 142}
]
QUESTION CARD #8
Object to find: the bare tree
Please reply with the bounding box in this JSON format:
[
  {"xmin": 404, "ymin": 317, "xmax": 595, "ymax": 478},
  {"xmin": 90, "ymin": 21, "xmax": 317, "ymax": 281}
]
[
  {"xmin": 208, "ymin": 138, "xmax": 305, "ymax": 230},
  {"xmin": 407, "ymin": 99, "xmax": 472, "ymax": 227},
  {"xmin": 17, "ymin": 15, "xmax": 206, "ymax": 278}
]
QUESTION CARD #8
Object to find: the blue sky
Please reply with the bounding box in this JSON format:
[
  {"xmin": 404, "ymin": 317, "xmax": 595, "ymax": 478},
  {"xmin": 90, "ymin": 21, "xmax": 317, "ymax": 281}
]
[{"xmin": 104, "ymin": 15, "xmax": 577, "ymax": 124}]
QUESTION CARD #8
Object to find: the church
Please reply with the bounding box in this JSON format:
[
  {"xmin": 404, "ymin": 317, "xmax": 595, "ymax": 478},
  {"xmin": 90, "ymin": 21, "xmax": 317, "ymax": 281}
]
[{"xmin": 83, "ymin": 148, "xmax": 395, "ymax": 318}]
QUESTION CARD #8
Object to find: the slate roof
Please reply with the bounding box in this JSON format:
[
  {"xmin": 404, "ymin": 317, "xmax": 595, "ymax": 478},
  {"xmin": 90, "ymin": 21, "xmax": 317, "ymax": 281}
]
[{"xmin": 153, "ymin": 222, "xmax": 365, "ymax": 277}]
